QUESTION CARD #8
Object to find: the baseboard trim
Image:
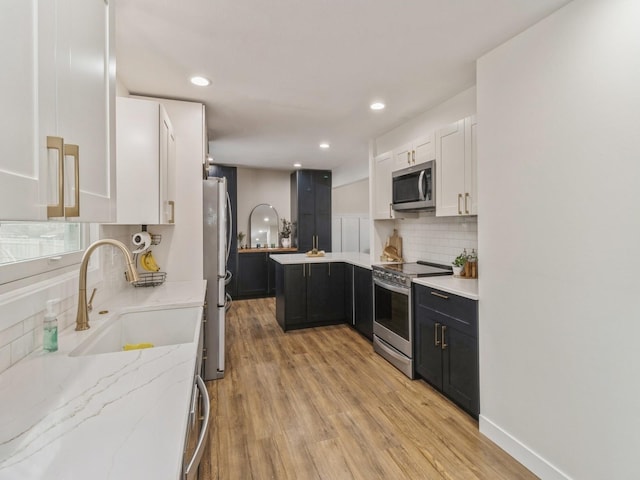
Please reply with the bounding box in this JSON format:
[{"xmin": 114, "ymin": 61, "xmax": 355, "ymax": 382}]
[{"xmin": 479, "ymin": 415, "xmax": 571, "ymax": 480}]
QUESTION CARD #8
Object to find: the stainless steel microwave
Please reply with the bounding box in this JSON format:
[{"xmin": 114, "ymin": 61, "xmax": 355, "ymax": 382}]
[{"xmin": 392, "ymin": 160, "xmax": 435, "ymax": 211}]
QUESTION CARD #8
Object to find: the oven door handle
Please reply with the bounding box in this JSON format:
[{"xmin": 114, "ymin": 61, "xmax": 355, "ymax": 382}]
[{"xmin": 373, "ymin": 278, "xmax": 410, "ymax": 296}]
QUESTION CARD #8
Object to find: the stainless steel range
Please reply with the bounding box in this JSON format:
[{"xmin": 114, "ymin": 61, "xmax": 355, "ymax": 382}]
[{"xmin": 372, "ymin": 261, "xmax": 452, "ymax": 378}]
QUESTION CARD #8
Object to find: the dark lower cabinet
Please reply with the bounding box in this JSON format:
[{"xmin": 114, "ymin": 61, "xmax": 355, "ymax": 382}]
[
  {"xmin": 353, "ymin": 266, "xmax": 373, "ymax": 340},
  {"xmin": 414, "ymin": 284, "xmax": 479, "ymax": 418},
  {"xmin": 237, "ymin": 252, "xmax": 277, "ymax": 298},
  {"xmin": 275, "ymin": 262, "xmax": 345, "ymax": 331}
]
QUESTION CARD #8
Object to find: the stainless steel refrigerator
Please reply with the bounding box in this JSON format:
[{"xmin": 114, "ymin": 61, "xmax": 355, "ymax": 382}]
[{"xmin": 202, "ymin": 176, "xmax": 232, "ymax": 380}]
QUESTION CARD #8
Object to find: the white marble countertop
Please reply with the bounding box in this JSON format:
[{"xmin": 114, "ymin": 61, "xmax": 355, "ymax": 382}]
[
  {"xmin": 413, "ymin": 276, "xmax": 479, "ymax": 300},
  {"xmin": 270, "ymin": 252, "xmax": 374, "ymax": 269},
  {"xmin": 0, "ymin": 280, "xmax": 206, "ymax": 480}
]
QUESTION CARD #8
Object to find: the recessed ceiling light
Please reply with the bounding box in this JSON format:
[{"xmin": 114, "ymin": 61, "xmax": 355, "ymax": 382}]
[
  {"xmin": 190, "ymin": 76, "xmax": 211, "ymax": 87},
  {"xmin": 319, "ymin": 143, "xmax": 330, "ymax": 149},
  {"xmin": 370, "ymin": 102, "xmax": 385, "ymax": 110},
  {"xmin": 293, "ymin": 163, "xmax": 302, "ymax": 168}
]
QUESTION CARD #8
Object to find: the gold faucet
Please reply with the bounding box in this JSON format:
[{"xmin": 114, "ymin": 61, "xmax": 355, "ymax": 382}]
[{"xmin": 75, "ymin": 239, "xmax": 140, "ymax": 331}]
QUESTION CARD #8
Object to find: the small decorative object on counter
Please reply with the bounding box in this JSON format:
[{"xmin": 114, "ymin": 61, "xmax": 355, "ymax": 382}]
[
  {"xmin": 237, "ymin": 231, "xmax": 246, "ymax": 249},
  {"xmin": 43, "ymin": 299, "xmax": 59, "ymax": 352},
  {"xmin": 280, "ymin": 218, "xmax": 292, "ymax": 247},
  {"xmin": 467, "ymin": 249, "xmax": 478, "ymax": 278},
  {"xmin": 452, "ymin": 251, "xmax": 467, "ymax": 277},
  {"xmin": 380, "ymin": 229, "xmax": 404, "ymax": 262}
]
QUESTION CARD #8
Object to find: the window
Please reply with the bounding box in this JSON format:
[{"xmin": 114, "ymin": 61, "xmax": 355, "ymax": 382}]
[{"xmin": 0, "ymin": 222, "xmax": 89, "ymax": 285}]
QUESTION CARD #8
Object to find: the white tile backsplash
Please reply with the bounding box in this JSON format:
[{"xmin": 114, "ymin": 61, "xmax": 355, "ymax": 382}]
[{"xmin": 395, "ymin": 212, "xmax": 478, "ymax": 265}]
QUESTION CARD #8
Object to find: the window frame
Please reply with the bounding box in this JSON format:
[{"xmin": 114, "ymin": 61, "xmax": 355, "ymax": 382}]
[{"xmin": 0, "ymin": 223, "xmax": 94, "ymax": 286}]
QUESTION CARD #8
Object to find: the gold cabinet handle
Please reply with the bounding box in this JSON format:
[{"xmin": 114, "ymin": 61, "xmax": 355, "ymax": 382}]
[
  {"xmin": 464, "ymin": 192, "xmax": 470, "ymax": 215},
  {"xmin": 430, "ymin": 291, "xmax": 449, "ymax": 300},
  {"xmin": 168, "ymin": 200, "xmax": 175, "ymax": 223},
  {"xmin": 64, "ymin": 144, "xmax": 80, "ymax": 217},
  {"xmin": 441, "ymin": 325, "xmax": 447, "ymax": 350},
  {"xmin": 434, "ymin": 322, "xmax": 441, "ymax": 347},
  {"xmin": 407, "ymin": 151, "xmax": 411, "ymax": 164},
  {"xmin": 389, "ymin": 203, "xmax": 392, "ymax": 218},
  {"xmin": 47, "ymin": 136, "xmax": 65, "ymax": 218},
  {"xmin": 457, "ymin": 193, "xmax": 462, "ymax": 215},
  {"xmin": 412, "ymin": 150, "xmax": 415, "ymax": 164}
]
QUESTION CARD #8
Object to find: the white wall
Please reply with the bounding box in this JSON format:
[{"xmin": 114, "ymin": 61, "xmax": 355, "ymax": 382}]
[
  {"xmin": 477, "ymin": 1, "xmax": 640, "ymax": 478},
  {"xmin": 236, "ymin": 167, "xmax": 291, "ymax": 241}
]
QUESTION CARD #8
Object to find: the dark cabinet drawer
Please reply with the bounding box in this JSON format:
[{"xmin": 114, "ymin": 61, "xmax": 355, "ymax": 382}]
[{"xmin": 414, "ymin": 285, "xmax": 477, "ymax": 336}]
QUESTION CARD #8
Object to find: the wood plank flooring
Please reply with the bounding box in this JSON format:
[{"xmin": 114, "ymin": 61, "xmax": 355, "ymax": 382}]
[{"xmin": 199, "ymin": 298, "xmax": 536, "ymax": 480}]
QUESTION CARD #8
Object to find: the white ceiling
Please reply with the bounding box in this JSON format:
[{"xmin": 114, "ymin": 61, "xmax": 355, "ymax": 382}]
[{"xmin": 116, "ymin": 0, "xmax": 571, "ymax": 172}]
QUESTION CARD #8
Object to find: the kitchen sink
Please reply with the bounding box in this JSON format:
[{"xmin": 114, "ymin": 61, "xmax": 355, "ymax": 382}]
[{"xmin": 69, "ymin": 306, "xmax": 202, "ymax": 357}]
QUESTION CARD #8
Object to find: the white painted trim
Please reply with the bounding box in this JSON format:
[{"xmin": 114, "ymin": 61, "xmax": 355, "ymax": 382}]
[{"xmin": 479, "ymin": 415, "xmax": 571, "ymax": 480}]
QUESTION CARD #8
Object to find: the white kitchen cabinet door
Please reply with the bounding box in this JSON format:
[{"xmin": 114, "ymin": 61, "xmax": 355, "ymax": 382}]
[
  {"xmin": 436, "ymin": 116, "xmax": 478, "ymax": 217},
  {"xmin": 373, "ymin": 151, "xmax": 394, "ymax": 219},
  {"xmin": 391, "ymin": 133, "xmax": 435, "ymax": 172},
  {"xmin": 465, "ymin": 115, "xmax": 478, "ymax": 215},
  {"xmin": 59, "ymin": 0, "xmax": 116, "ymax": 222},
  {"xmin": 116, "ymin": 97, "xmax": 176, "ymax": 225},
  {"xmin": 413, "ymin": 133, "xmax": 436, "ymax": 166},
  {"xmin": 0, "ymin": 0, "xmax": 114, "ymax": 222},
  {"xmin": 0, "ymin": 1, "xmax": 53, "ymax": 220},
  {"xmin": 436, "ymin": 119, "xmax": 466, "ymax": 216},
  {"xmin": 392, "ymin": 143, "xmax": 413, "ymax": 170}
]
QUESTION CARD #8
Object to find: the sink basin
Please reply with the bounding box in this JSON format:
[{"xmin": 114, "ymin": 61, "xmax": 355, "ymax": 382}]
[{"xmin": 69, "ymin": 306, "xmax": 202, "ymax": 357}]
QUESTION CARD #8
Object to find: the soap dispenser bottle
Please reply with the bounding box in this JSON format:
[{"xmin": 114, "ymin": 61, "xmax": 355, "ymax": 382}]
[{"xmin": 43, "ymin": 299, "xmax": 59, "ymax": 352}]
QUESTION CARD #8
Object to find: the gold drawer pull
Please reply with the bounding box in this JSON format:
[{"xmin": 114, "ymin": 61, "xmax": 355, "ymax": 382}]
[
  {"xmin": 430, "ymin": 291, "xmax": 449, "ymax": 300},
  {"xmin": 47, "ymin": 136, "xmax": 65, "ymax": 218}
]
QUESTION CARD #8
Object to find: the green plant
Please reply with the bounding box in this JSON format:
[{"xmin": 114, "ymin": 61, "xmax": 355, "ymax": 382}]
[
  {"xmin": 453, "ymin": 252, "xmax": 467, "ymax": 267},
  {"xmin": 237, "ymin": 231, "xmax": 246, "ymax": 244},
  {"xmin": 280, "ymin": 219, "xmax": 292, "ymax": 238}
]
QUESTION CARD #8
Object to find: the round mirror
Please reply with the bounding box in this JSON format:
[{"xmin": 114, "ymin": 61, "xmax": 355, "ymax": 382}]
[{"xmin": 249, "ymin": 204, "xmax": 279, "ymax": 248}]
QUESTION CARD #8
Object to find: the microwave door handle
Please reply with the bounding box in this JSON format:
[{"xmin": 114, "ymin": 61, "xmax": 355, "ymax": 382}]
[{"xmin": 418, "ymin": 170, "xmax": 426, "ymax": 200}]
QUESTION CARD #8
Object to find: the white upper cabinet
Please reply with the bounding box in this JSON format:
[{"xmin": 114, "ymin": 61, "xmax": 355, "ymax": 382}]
[
  {"xmin": 436, "ymin": 116, "xmax": 477, "ymax": 216},
  {"xmin": 373, "ymin": 151, "xmax": 395, "ymax": 219},
  {"xmin": 392, "ymin": 133, "xmax": 436, "ymax": 171},
  {"xmin": 116, "ymin": 97, "xmax": 176, "ymax": 225},
  {"xmin": 0, "ymin": 0, "xmax": 115, "ymax": 222}
]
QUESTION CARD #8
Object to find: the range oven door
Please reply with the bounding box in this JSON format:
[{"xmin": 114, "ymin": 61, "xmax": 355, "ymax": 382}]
[{"xmin": 373, "ymin": 279, "xmax": 412, "ymax": 358}]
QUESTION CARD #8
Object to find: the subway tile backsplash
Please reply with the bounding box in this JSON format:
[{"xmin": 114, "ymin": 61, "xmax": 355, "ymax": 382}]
[{"xmin": 396, "ymin": 212, "xmax": 478, "ymax": 265}]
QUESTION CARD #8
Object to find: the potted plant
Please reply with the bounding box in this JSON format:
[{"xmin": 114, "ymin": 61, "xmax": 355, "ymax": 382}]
[
  {"xmin": 237, "ymin": 231, "xmax": 246, "ymax": 249},
  {"xmin": 280, "ymin": 218, "xmax": 292, "ymax": 248},
  {"xmin": 452, "ymin": 251, "xmax": 467, "ymax": 276}
]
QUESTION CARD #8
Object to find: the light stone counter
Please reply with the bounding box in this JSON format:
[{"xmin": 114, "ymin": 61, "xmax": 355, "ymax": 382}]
[
  {"xmin": 413, "ymin": 276, "xmax": 479, "ymax": 300},
  {"xmin": 0, "ymin": 280, "xmax": 206, "ymax": 480},
  {"xmin": 270, "ymin": 252, "xmax": 375, "ymax": 270}
]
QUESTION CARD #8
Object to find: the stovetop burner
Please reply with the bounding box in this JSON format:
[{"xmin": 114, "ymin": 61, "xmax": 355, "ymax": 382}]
[{"xmin": 372, "ymin": 261, "xmax": 452, "ymax": 288}]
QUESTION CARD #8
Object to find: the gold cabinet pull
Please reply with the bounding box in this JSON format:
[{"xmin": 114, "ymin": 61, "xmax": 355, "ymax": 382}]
[
  {"xmin": 434, "ymin": 322, "xmax": 441, "ymax": 347},
  {"xmin": 441, "ymin": 325, "xmax": 447, "ymax": 350},
  {"xmin": 168, "ymin": 200, "xmax": 175, "ymax": 223},
  {"xmin": 389, "ymin": 203, "xmax": 392, "ymax": 218},
  {"xmin": 412, "ymin": 150, "xmax": 415, "ymax": 163},
  {"xmin": 64, "ymin": 144, "xmax": 80, "ymax": 217},
  {"xmin": 407, "ymin": 151, "xmax": 411, "ymax": 164},
  {"xmin": 457, "ymin": 193, "xmax": 462, "ymax": 215},
  {"xmin": 47, "ymin": 136, "xmax": 65, "ymax": 218},
  {"xmin": 464, "ymin": 192, "xmax": 470, "ymax": 214},
  {"xmin": 430, "ymin": 291, "xmax": 449, "ymax": 300}
]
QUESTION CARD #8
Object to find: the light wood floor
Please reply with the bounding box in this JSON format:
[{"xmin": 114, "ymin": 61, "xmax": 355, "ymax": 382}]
[{"xmin": 199, "ymin": 298, "xmax": 536, "ymax": 480}]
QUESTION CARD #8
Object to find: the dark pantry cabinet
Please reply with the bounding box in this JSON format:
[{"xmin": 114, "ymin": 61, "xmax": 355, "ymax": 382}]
[
  {"xmin": 290, "ymin": 170, "xmax": 332, "ymax": 253},
  {"xmin": 275, "ymin": 262, "xmax": 345, "ymax": 331},
  {"xmin": 414, "ymin": 283, "xmax": 479, "ymax": 417}
]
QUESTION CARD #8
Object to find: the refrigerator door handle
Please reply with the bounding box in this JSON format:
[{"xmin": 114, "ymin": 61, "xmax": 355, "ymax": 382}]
[{"xmin": 226, "ymin": 191, "xmax": 233, "ymax": 263}]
